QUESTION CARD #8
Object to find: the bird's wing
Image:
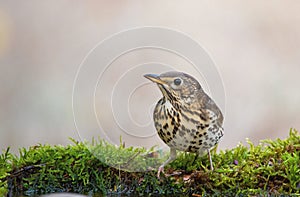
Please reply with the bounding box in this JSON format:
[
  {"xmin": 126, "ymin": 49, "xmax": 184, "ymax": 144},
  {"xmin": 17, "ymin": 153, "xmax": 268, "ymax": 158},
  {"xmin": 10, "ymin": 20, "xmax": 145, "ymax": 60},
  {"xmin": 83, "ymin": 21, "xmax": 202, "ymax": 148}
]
[{"xmin": 196, "ymin": 93, "xmax": 224, "ymax": 126}]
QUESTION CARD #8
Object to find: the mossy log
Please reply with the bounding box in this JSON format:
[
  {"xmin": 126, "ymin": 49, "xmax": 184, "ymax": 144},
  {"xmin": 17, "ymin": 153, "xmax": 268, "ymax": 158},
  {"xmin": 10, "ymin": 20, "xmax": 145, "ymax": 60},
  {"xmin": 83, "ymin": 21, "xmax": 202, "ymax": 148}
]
[{"xmin": 0, "ymin": 129, "xmax": 299, "ymax": 196}]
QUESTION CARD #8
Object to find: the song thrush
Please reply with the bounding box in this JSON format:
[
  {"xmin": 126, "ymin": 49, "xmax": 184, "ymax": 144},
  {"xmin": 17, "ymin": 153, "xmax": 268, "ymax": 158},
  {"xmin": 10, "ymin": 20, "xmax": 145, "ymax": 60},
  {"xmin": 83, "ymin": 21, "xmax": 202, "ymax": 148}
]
[{"xmin": 144, "ymin": 71, "xmax": 224, "ymax": 178}]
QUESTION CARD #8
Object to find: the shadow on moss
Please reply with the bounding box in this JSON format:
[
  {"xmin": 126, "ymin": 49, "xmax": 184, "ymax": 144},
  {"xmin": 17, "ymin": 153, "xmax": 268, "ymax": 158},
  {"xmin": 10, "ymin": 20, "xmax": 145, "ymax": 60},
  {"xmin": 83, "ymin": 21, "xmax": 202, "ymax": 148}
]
[{"xmin": 0, "ymin": 129, "xmax": 299, "ymax": 196}]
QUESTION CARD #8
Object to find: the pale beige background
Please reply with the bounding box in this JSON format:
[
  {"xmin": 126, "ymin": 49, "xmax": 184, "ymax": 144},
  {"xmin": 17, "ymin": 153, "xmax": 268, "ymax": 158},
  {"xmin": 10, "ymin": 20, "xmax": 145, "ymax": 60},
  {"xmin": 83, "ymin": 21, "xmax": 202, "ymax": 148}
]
[{"xmin": 0, "ymin": 1, "xmax": 300, "ymax": 154}]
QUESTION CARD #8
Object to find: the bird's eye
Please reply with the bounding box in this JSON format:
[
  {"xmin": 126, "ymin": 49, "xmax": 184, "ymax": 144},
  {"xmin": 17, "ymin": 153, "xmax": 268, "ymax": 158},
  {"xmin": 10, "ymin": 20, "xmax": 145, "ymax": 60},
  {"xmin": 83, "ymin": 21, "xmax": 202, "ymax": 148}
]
[{"xmin": 174, "ymin": 78, "xmax": 182, "ymax": 86}]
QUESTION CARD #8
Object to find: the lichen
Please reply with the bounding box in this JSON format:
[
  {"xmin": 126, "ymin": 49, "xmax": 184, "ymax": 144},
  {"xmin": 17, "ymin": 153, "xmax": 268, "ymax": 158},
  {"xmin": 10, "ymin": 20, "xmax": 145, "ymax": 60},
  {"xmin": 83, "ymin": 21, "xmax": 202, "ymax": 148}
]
[{"xmin": 0, "ymin": 129, "xmax": 299, "ymax": 196}]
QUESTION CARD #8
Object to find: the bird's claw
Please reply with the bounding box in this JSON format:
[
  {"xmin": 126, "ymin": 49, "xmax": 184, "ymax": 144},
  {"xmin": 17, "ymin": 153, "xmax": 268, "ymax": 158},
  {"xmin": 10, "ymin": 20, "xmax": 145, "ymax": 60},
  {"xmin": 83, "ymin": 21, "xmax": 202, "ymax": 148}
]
[{"xmin": 157, "ymin": 166, "xmax": 165, "ymax": 179}]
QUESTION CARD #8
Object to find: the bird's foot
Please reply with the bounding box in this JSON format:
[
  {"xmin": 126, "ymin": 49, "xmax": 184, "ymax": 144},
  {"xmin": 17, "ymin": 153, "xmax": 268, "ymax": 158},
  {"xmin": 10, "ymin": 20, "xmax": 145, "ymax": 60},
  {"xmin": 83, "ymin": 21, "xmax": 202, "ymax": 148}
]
[
  {"xmin": 157, "ymin": 166, "xmax": 165, "ymax": 178},
  {"xmin": 157, "ymin": 166, "xmax": 183, "ymax": 178}
]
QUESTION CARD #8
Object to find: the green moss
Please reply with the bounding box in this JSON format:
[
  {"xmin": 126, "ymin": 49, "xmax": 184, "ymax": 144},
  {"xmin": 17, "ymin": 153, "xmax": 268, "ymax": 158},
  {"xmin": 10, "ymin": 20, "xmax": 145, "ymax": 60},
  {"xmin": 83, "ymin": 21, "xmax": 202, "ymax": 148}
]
[{"xmin": 0, "ymin": 129, "xmax": 299, "ymax": 196}]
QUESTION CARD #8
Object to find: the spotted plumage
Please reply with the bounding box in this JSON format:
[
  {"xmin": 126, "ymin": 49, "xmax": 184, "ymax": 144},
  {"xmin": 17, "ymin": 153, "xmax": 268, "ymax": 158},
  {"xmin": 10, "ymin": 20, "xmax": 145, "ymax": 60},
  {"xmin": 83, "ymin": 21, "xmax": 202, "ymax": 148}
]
[{"xmin": 144, "ymin": 71, "xmax": 224, "ymax": 178}]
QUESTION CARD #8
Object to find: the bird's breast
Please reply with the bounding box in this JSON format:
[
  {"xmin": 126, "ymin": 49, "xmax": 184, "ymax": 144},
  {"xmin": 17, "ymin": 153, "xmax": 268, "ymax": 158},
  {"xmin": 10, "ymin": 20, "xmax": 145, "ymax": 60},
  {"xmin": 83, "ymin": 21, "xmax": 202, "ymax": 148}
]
[{"xmin": 153, "ymin": 98, "xmax": 223, "ymax": 153}]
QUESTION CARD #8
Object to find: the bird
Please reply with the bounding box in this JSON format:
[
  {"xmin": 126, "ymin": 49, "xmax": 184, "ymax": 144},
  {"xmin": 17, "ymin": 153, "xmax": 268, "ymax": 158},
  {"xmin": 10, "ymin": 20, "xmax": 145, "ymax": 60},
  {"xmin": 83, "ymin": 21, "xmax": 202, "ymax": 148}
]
[{"xmin": 144, "ymin": 71, "xmax": 224, "ymax": 178}]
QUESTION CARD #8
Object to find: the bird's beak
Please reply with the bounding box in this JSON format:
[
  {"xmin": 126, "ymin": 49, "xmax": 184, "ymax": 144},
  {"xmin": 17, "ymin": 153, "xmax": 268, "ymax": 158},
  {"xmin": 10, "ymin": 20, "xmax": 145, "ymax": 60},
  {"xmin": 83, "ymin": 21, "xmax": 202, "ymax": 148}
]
[{"xmin": 144, "ymin": 74, "xmax": 166, "ymax": 85}]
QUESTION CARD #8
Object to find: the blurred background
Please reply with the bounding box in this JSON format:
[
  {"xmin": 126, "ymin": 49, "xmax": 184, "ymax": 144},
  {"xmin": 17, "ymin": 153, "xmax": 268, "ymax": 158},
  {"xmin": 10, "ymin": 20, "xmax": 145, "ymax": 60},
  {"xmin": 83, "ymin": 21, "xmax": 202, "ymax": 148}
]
[{"xmin": 0, "ymin": 1, "xmax": 300, "ymax": 154}]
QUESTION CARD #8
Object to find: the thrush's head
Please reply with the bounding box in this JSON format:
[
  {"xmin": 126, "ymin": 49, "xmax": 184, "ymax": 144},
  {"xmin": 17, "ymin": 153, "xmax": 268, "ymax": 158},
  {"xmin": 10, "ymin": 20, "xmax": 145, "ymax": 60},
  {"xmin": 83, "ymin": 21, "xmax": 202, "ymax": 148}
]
[{"xmin": 144, "ymin": 71, "xmax": 203, "ymax": 103}]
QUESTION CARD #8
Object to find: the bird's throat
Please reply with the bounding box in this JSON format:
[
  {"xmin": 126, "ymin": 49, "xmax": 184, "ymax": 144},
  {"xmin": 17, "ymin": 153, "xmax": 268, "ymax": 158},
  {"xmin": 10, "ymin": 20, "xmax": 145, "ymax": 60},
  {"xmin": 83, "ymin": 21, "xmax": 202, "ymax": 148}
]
[{"xmin": 158, "ymin": 85, "xmax": 180, "ymax": 111}]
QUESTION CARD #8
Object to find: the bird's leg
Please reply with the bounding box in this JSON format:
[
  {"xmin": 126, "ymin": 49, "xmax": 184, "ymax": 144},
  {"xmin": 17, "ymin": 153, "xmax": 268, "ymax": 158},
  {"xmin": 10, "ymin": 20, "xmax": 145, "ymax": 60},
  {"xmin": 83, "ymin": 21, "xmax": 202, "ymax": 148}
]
[
  {"xmin": 207, "ymin": 149, "xmax": 214, "ymax": 171},
  {"xmin": 157, "ymin": 148, "xmax": 177, "ymax": 178}
]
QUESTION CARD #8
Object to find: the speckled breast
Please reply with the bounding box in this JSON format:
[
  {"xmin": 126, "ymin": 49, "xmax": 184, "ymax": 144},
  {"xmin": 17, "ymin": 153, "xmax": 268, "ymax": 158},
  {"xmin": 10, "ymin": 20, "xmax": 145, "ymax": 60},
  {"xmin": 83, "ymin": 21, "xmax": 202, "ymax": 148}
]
[{"xmin": 153, "ymin": 98, "xmax": 223, "ymax": 154}]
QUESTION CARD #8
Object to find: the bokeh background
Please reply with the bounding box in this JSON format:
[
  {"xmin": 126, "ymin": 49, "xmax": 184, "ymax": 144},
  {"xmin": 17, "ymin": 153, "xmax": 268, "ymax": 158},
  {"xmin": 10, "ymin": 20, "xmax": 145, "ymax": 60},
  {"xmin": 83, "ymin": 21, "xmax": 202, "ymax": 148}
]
[{"xmin": 1, "ymin": 1, "xmax": 300, "ymax": 154}]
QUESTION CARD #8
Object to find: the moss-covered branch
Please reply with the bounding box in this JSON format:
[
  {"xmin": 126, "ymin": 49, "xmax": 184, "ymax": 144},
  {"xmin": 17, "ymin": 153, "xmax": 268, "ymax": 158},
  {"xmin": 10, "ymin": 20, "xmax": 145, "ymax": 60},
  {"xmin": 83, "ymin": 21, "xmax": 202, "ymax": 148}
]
[{"xmin": 1, "ymin": 129, "xmax": 299, "ymax": 196}]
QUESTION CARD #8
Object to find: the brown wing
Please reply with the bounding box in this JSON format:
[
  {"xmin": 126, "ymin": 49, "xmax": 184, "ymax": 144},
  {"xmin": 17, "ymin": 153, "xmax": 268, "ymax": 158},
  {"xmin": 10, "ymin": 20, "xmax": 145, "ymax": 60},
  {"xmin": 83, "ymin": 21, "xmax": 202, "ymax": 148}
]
[{"xmin": 195, "ymin": 92, "xmax": 224, "ymax": 127}]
